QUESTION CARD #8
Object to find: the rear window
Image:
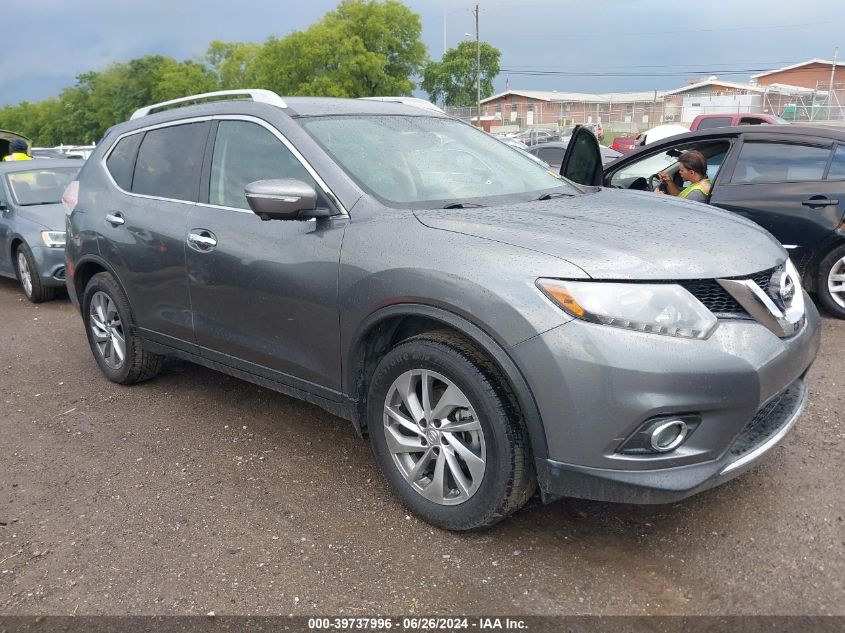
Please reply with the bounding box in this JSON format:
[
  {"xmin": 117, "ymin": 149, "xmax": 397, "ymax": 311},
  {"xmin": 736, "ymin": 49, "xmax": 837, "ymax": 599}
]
[
  {"xmin": 695, "ymin": 117, "xmax": 733, "ymax": 130},
  {"xmin": 131, "ymin": 122, "xmax": 209, "ymax": 202},
  {"xmin": 7, "ymin": 167, "xmax": 79, "ymax": 206},
  {"xmin": 106, "ymin": 133, "xmax": 142, "ymax": 190}
]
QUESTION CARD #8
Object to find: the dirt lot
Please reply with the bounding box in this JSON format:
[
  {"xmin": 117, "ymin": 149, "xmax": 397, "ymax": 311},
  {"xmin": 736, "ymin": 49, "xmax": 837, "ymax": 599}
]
[{"xmin": 0, "ymin": 277, "xmax": 843, "ymax": 616}]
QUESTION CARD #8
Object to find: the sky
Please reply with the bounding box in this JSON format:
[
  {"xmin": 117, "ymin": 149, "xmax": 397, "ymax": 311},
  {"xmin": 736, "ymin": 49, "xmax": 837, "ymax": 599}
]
[{"xmin": 2, "ymin": 0, "xmax": 843, "ymax": 107}]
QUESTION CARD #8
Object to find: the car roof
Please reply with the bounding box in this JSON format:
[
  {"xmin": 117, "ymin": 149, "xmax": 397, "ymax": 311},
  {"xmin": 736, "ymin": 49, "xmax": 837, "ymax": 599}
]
[{"xmin": 0, "ymin": 158, "xmax": 82, "ymax": 173}]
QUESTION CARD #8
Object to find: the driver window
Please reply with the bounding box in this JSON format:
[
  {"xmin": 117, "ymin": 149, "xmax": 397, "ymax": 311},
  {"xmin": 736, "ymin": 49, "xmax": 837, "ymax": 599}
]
[
  {"xmin": 609, "ymin": 142, "xmax": 729, "ymax": 189},
  {"xmin": 210, "ymin": 120, "xmax": 317, "ymax": 210}
]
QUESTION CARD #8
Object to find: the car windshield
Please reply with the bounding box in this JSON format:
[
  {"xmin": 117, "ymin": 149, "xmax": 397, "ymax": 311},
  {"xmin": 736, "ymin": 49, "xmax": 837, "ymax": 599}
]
[
  {"xmin": 7, "ymin": 167, "xmax": 78, "ymax": 206},
  {"xmin": 299, "ymin": 115, "xmax": 578, "ymax": 207}
]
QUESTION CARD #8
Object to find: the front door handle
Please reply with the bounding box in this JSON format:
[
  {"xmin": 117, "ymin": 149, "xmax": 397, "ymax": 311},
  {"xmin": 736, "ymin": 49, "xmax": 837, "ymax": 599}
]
[
  {"xmin": 802, "ymin": 196, "xmax": 839, "ymax": 207},
  {"xmin": 105, "ymin": 212, "xmax": 125, "ymax": 226},
  {"xmin": 187, "ymin": 230, "xmax": 217, "ymax": 251}
]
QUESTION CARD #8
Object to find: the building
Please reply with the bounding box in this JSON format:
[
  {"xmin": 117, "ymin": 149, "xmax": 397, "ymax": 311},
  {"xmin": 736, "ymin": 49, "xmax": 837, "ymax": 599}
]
[
  {"xmin": 751, "ymin": 59, "xmax": 845, "ymax": 90},
  {"xmin": 477, "ymin": 89, "xmax": 668, "ymax": 131}
]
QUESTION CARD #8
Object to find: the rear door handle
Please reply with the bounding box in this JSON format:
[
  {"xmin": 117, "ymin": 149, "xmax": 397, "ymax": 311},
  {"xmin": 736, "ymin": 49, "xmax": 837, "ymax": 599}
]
[
  {"xmin": 105, "ymin": 212, "xmax": 125, "ymax": 226},
  {"xmin": 187, "ymin": 230, "xmax": 217, "ymax": 251},
  {"xmin": 802, "ymin": 197, "xmax": 839, "ymax": 207}
]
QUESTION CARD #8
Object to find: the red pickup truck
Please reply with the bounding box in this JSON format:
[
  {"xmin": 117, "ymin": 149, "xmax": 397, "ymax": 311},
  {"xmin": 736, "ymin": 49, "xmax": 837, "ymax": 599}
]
[
  {"xmin": 610, "ymin": 113, "xmax": 788, "ymax": 154},
  {"xmin": 689, "ymin": 113, "xmax": 788, "ymax": 130}
]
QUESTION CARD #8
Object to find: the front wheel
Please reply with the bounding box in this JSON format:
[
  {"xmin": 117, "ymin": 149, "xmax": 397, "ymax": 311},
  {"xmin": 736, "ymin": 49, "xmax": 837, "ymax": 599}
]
[
  {"xmin": 367, "ymin": 332, "xmax": 535, "ymax": 531},
  {"xmin": 16, "ymin": 243, "xmax": 55, "ymax": 303},
  {"xmin": 82, "ymin": 272, "xmax": 163, "ymax": 384},
  {"xmin": 816, "ymin": 244, "xmax": 845, "ymax": 319}
]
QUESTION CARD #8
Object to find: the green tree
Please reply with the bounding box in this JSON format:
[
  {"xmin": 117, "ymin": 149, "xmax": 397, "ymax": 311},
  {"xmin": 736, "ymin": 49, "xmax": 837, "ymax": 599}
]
[
  {"xmin": 421, "ymin": 40, "xmax": 500, "ymax": 107},
  {"xmin": 205, "ymin": 41, "xmax": 261, "ymax": 89},
  {"xmin": 255, "ymin": 0, "xmax": 427, "ymax": 97}
]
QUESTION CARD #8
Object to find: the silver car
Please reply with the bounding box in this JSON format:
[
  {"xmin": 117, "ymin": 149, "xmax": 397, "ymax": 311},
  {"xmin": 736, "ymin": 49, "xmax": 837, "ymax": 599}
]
[
  {"xmin": 0, "ymin": 159, "xmax": 79, "ymax": 301},
  {"xmin": 65, "ymin": 91, "xmax": 820, "ymax": 530}
]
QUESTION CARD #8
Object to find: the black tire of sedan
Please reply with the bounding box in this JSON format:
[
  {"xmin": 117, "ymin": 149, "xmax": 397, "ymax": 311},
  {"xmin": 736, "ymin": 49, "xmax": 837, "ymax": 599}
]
[
  {"xmin": 82, "ymin": 272, "xmax": 163, "ymax": 384},
  {"xmin": 816, "ymin": 244, "xmax": 845, "ymax": 319},
  {"xmin": 367, "ymin": 331, "xmax": 536, "ymax": 531},
  {"xmin": 15, "ymin": 243, "xmax": 55, "ymax": 303}
]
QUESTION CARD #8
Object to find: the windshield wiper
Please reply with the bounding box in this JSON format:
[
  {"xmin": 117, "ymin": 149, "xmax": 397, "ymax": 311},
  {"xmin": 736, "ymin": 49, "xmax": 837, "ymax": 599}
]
[
  {"xmin": 442, "ymin": 202, "xmax": 485, "ymax": 209},
  {"xmin": 20, "ymin": 201, "xmax": 61, "ymax": 206},
  {"xmin": 535, "ymin": 192, "xmax": 574, "ymax": 201}
]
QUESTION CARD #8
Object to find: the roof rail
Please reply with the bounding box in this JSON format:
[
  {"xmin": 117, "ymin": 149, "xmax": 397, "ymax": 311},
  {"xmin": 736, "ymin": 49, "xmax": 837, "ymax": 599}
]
[
  {"xmin": 359, "ymin": 96, "xmax": 445, "ymax": 114},
  {"xmin": 130, "ymin": 89, "xmax": 287, "ymax": 120}
]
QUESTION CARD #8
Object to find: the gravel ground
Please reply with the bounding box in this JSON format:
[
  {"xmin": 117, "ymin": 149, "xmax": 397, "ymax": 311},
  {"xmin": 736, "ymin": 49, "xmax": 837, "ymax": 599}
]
[{"xmin": 0, "ymin": 277, "xmax": 843, "ymax": 616}]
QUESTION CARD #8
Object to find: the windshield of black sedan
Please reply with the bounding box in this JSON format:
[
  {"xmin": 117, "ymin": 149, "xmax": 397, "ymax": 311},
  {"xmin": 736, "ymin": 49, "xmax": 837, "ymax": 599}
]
[
  {"xmin": 7, "ymin": 167, "xmax": 78, "ymax": 206},
  {"xmin": 300, "ymin": 115, "xmax": 578, "ymax": 206}
]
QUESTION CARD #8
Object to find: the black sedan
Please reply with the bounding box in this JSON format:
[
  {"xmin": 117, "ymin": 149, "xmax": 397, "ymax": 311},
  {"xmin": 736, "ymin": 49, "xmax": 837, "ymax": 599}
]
[{"xmin": 559, "ymin": 125, "xmax": 845, "ymax": 318}]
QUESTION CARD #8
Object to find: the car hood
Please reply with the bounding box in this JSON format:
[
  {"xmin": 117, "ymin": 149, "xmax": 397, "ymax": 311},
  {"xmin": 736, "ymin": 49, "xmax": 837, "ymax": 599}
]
[
  {"xmin": 413, "ymin": 188, "xmax": 784, "ymax": 280},
  {"xmin": 14, "ymin": 203, "xmax": 66, "ymax": 231}
]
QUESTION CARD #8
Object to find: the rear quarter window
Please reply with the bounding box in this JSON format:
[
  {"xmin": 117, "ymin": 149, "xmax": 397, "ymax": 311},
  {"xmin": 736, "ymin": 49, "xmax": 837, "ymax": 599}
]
[
  {"xmin": 131, "ymin": 122, "xmax": 209, "ymax": 202},
  {"xmin": 827, "ymin": 145, "xmax": 845, "ymax": 180},
  {"xmin": 105, "ymin": 133, "xmax": 142, "ymax": 190}
]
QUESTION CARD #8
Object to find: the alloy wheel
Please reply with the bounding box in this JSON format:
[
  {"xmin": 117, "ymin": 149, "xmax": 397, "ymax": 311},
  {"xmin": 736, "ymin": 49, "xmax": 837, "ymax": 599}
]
[
  {"xmin": 382, "ymin": 369, "xmax": 486, "ymax": 505},
  {"xmin": 828, "ymin": 256, "xmax": 845, "ymax": 309},
  {"xmin": 89, "ymin": 291, "xmax": 126, "ymax": 370},
  {"xmin": 17, "ymin": 251, "xmax": 32, "ymax": 297}
]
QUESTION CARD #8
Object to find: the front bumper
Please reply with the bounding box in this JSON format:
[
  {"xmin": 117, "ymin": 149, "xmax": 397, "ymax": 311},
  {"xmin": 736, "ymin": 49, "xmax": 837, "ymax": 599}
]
[
  {"xmin": 30, "ymin": 245, "xmax": 67, "ymax": 287},
  {"xmin": 511, "ymin": 293, "xmax": 821, "ymax": 503}
]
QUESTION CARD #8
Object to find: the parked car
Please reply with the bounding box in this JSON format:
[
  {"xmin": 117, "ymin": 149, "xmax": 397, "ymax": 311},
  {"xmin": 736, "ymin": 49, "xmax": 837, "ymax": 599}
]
[
  {"xmin": 509, "ymin": 128, "xmax": 560, "ymax": 146},
  {"xmin": 0, "ymin": 159, "xmax": 80, "ymax": 301},
  {"xmin": 559, "ymin": 125, "xmax": 845, "ymax": 318},
  {"xmin": 65, "ymin": 90, "xmax": 819, "ymax": 530},
  {"xmin": 690, "ymin": 113, "xmax": 788, "ymax": 131},
  {"xmin": 528, "ymin": 138, "xmax": 621, "ymax": 169},
  {"xmin": 610, "ymin": 134, "xmax": 640, "ymax": 154}
]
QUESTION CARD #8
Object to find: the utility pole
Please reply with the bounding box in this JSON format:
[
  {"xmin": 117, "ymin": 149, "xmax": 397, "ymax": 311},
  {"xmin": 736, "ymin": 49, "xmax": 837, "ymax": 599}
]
[{"xmin": 474, "ymin": 4, "xmax": 481, "ymax": 128}]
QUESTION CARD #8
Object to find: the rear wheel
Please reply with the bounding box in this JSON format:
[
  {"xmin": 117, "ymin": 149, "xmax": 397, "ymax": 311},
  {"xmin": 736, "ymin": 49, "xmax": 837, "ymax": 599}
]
[
  {"xmin": 816, "ymin": 244, "xmax": 845, "ymax": 319},
  {"xmin": 15, "ymin": 243, "xmax": 55, "ymax": 303},
  {"xmin": 82, "ymin": 272, "xmax": 163, "ymax": 384},
  {"xmin": 367, "ymin": 332, "xmax": 535, "ymax": 531}
]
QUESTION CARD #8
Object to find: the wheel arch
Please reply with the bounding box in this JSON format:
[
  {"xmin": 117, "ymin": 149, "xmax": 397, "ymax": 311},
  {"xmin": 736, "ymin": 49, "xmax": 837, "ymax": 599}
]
[
  {"xmin": 71, "ymin": 255, "xmax": 130, "ymax": 315},
  {"xmin": 345, "ymin": 304, "xmax": 549, "ymax": 460}
]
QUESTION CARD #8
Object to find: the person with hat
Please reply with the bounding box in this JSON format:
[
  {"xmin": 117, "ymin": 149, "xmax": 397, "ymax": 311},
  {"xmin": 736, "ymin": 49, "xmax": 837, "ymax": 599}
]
[{"xmin": 3, "ymin": 139, "xmax": 32, "ymax": 161}]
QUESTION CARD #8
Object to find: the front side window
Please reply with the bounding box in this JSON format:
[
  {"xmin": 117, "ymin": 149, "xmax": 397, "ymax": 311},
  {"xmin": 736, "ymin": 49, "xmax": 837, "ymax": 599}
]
[
  {"xmin": 300, "ymin": 115, "xmax": 576, "ymax": 207},
  {"xmin": 132, "ymin": 122, "xmax": 208, "ymax": 202},
  {"xmin": 609, "ymin": 142, "xmax": 729, "ymax": 189},
  {"xmin": 209, "ymin": 120, "xmax": 316, "ymax": 210},
  {"xmin": 6, "ymin": 167, "xmax": 79, "ymax": 206},
  {"xmin": 731, "ymin": 142, "xmax": 831, "ymax": 184}
]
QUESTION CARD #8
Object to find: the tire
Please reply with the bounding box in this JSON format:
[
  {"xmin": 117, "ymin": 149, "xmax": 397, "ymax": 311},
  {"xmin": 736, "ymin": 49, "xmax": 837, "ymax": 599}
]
[
  {"xmin": 816, "ymin": 244, "xmax": 845, "ymax": 319},
  {"xmin": 367, "ymin": 331, "xmax": 536, "ymax": 531},
  {"xmin": 82, "ymin": 272, "xmax": 163, "ymax": 384},
  {"xmin": 15, "ymin": 243, "xmax": 55, "ymax": 303}
]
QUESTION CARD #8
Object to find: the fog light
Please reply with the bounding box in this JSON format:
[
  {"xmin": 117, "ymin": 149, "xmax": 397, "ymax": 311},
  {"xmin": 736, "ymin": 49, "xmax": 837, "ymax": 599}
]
[
  {"xmin": 650, "ymin": 420, "xmax": 688, "ymax": 452},
  {"xmin": 617, "ymin": 414, "xmax": 700, "ymax": 455}
]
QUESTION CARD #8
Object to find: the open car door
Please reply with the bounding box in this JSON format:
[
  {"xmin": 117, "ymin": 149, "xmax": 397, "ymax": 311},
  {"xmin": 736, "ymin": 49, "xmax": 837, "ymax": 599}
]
[{"xmin": 559, "ymin": 125, "xmax": 603, "ymax": 187}]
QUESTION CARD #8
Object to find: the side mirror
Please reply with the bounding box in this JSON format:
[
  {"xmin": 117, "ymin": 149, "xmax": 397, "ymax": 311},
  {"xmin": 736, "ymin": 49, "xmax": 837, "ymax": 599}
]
[{"xmin": 245, "ymin": 179, "xmax": 329, "ymax": 221}]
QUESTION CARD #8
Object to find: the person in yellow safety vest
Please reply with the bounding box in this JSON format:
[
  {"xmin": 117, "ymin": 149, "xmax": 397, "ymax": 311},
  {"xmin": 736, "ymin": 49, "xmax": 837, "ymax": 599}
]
[
  {"xmin": 655, "ymin": 150, "xmax": 711, "ymax": 203},
  {"xmin": 3, "ymin": 139, "xmax": 33, "ymax": 161}
]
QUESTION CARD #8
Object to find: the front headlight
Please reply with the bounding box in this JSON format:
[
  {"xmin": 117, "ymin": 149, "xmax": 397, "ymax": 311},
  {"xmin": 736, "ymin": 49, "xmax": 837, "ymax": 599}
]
[
  {"xmin": 537, "ymin": 279, "xmax": 718, "ymax": 340},
  {"xmin": 41, "ymin": 231, "xmax": 66, "ymax": 248}
]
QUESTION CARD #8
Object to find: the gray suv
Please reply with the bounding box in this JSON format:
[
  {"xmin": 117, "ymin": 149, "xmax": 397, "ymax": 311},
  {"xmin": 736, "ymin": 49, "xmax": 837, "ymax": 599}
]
[{"xmin": 65, "ymin": 90, "xmax": 820, "ymax": 530}]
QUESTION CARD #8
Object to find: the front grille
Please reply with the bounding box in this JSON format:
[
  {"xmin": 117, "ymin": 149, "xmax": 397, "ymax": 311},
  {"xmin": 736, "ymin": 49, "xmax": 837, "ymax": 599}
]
[
  {"xmin": 727, "ymin": 379, "xmax": 805, "ymax": 460},
  {"xmin": 681, "ymin": 265, "xmax": 782, "ymax": 318}
]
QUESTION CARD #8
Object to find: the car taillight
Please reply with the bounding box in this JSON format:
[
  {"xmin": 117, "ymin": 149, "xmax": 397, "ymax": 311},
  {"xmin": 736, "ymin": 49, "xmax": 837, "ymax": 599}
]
[{"xmin": 62, "ymin": 180, "xmax": 79, "ymax": 214}]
